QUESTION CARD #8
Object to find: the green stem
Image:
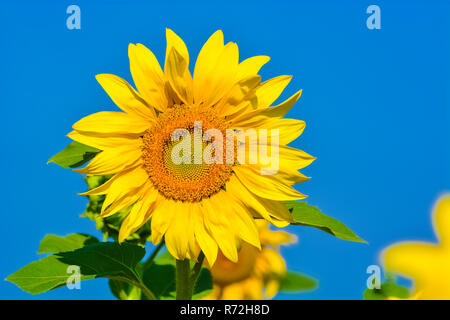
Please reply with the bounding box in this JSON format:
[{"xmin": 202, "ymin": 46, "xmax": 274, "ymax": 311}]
[
  {"xmin": 190, "ymin": 251, "xmax": 205, "ymax": 285},
  {"xmin": 176, "ymin": 259, "xmax": 192, "ymax": 300},
  {"xmin": 142, "ymin": 240, "xmax": 165, "ymax": 270},
  {"xmin": 112, "ymin": 276, "xmax": 157, "ymax": 300},
  {"xmin": 133, "ymin": 280, "xmax": 157, "ymax": 300},
  {"xmin": 175, "ymin": 251, "xmax": 205, "ymax": 300}
]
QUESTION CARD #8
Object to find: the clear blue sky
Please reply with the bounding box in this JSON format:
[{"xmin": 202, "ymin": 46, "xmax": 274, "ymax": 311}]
[{"xmin": 1, "ymin": 0, "xmax": 449, "ymax": 299}]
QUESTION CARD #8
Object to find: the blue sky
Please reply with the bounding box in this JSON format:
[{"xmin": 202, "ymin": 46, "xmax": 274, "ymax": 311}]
[{"xmin": 1, "ymin": 0, "xmax": 449, "ymax": 299}]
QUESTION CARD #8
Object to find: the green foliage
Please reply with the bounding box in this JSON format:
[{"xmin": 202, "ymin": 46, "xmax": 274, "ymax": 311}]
[
  {"xmin": 6, "ymin": 240, "xmax": 146, "ymax": 295},
  {"xmin": 192, "ymin": 269, "xmax": 213, "ymax": 299},
  {"xmin": 363, "ymin": 282, "xmax": 410, "ymax": 300},
  {"xmin": 7, "ymin": 233, "xmax": 211, "ymax": 300},
  {"xmin": 47, "ymin": 142, "xmax": 100, "ymax": 169},
  {"xmin": 143, "ymin": 263, "xmax": 177, "ymax": 299},
  {"xmin": 141, "ymin": 251, "xmax": 212, "ymax": 300},
  {"xmin": 279, "ymin": 271, "xmax": 318, "ymax": 293},
  {"xmin": 38, "ymin": 233, "xmax": 99, "ymax": 254},
  {"xmin": 109, "ymin": 279, "xmax": 143, "ymax": 300},
  {"xmin": 286, "ymin": 201, "xmax": 366, "ymax": 243},
  {"xmin": 108, "ymin": 250, "xmax": 212, "ymax": 300},
  {"xmin": 363, "ymin": 275, "xmax": 410, "ymax": 300}
]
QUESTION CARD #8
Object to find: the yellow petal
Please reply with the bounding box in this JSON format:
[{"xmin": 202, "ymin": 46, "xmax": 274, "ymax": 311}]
[
  {"xmin": 165, "ymin": 48, "xmax": 193, "ymax": 105},
  {"xmin": 234, "ymin": 165, "xmax": 307, "ymax": 201},
  {"xmin": 192, "ymin": 203, "xmax": 219, "ymax": 266},
  {"xmin": 254, "ymin": 75, "xmax": 292, "ymax": 108},
  {"xmin": 194, "ymin": 38, "xmax": 239, "ymax": 106},
  {"xmin": 118, "ymin": 183, "xmax": 158, "ymax": 243},
  {"xmin": 73, "ymin": 144, "xmax": 142, "ymax": 175},
  {"xmin": 95, "ymin": 74, "xmax": 156, "ymax": 120},
  {"xmin": 213, "ymin": 192, "xmax": 261, "ymax": 250},
  {"xmin": 246, "ymin": 278, "xmax": 265, "ymax": 300},
  {"xmin": 186, "ymin": 217, "xmax": 201, "ymax": 262},
  {"xmin": 260, "ymin": 248, "xmax": 287, "ymax": 275},
  {"xmin": 259, "ymin": 248, "xmax": 286, "ymax": 298},
  {"xmin": 101, "ymin": 166, "xmax": 149, "ymax": 214},
  {"xmin": 259, "ymin": 229, "xmax": 297, "ymax": 247},
  {"xmin": 225, "ymin": 175, "xmax": 292, "ymax": 226},
  {"xmin": 433, "ymin": 194, "xmax": 450, "ymax": 246},
  {"xmin": 73, "ymin": 111, "xmax": 150, "ymax": 135},
  {"xmin": 253, "ymin": 196, "xmax": 295, "ymax": 225},
  {"xmin": 193, "ymin": 30, "xmax": 224, "ymax": 102},
  {"xmin": 230, "ymin": 210, "xmax": 261, "ymax": 251},
  {"xmin": 203, "ymin": 197, "xmax": 238, "ymax": 262},
  {"xmin": 265, "ymin": 279, "xmax": 280, "ymax": 299},
  {"xmin": 128, "ymin": 43, "xmax": 168, "ymax": 111},
  {"xmin": 215, "ymin": 75, "xmax": 261, "ymax": 116},
  {"xmin": 67, "ymin": 130, "xmax": 140, "ymax": 151},
  {"xmin": 79, "ymin": 171, "xmax": 121, "ymax": 196},
  {"xmin": 233, "ymin": 116, "xmax": 306, "ymax": 145},
  {"xmin": 382, "ymin": 242, "xmax": 444, "ymax": 284},
  {"xmin": 278, "ymin": 145, "xmax": 316, "ymax": 170},
  {"xmin": 165, "ymin": 202, "xmax": 192, "ymax": 260},
  {"xmin": 150, "ymin": 197, "xmax": 177, "ymax": 244},
  {"xmin": 268, "ymin": 89, "xmax": 302, "ymax": 118},
  {"xmin": 231, "ymin": 89, "xmax": 302, "ymax": 124},
  {"xmin": 204, "ymin": 42, "xmax": 239, "ymax": 106},
  {"xmin": 221, "ymin": 282, "xmax": 246, "ymax": 300},
  {"xmin": 165, "ymin": 28, "xmax": 190, "ymax": 70},
  {"xmin": 236, "ymin": 55, "xmax": 270, "ymax": 81},
  {"xmin": 100, "ymin": 189, "xmax": 140, "ymax": 218},
  {"xmin": 238, "ymin": 141, "xmax": 315, "ymax": 176}
]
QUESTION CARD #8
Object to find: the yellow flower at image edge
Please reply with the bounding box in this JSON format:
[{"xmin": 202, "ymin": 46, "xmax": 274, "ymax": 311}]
[
  {"xmin": 68, "ymin": 29, "xmax": 315, "ymax": 266},
  {"xmin": 382, "ymin": 195, "xmax": 450, "ymax": 299},
  {"xmin": 204, "ymin": 221, "xmax": 296, "ymax": 300}
]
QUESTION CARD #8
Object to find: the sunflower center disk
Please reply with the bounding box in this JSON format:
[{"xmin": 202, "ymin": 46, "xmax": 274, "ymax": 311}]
[{"xmin": 142, "ymin": 105, "xmax": 234, "ymax": 202}]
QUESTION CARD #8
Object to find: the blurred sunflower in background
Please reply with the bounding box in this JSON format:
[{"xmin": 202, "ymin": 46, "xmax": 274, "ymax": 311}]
[
  {"xmin": 381, "ymin": 195, "xmax": 450, "ymax": 300},
  {"xmin": 205, "ymin": 221, "xmax": 299, "ymax": 299},
  {"xmin": 68, "ymin": 29, "xmax": 315, "ymax": 265},
  {"xmin": 364, "ymin": 195, "xmax": 450, "ymax": 300}
]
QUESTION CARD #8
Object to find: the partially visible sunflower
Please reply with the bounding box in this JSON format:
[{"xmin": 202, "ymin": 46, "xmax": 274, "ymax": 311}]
[
  {"xmin": 204, "ymin": 220, "xmax": 296, "ymax": 300},
  {"xmin": 382, "ymin": 195, "xmax": 450, "ymax": 300},
  {"xmin": 68, "ymin": 29, "xmax": 314, "ymax": 265}
]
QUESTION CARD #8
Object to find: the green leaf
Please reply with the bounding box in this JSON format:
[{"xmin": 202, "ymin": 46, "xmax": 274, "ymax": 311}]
[
  {"xmin": 279, "ymin": 271, "xmax": 318, "ymax": 293},
  {"xmin": 142, "ymin": 263, "xmax": 176, "ymax": 299},
  {"xmin": 363, "ymin": 282, "xmax": 410, "ymax": 300},
  {"xmin": 47, "ymin": 141, "xmax": 100, "ymax": 169},
  {"xmin": 192, "ymin": 268, "xmax": 212, "ymax": 299},
  {"xmin": 38, "ymin": 233, "xmax": 99, "ymax": 254},
  {"xmin": 6, "ymin": 242, "xmax": 145, "ymax": 294},
  {"xmin": 286, "ymin": 201, "xmax": 366, "ymax": 243}
]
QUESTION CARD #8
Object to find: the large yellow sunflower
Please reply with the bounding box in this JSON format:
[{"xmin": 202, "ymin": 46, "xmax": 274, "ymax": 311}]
[
  {"xmin": 205, "ymin": 220, "xmax": 296, "ymax": 300},
  {"xmin": 68, "ymin": 29, "xmax": 314, "ymax": 266}
]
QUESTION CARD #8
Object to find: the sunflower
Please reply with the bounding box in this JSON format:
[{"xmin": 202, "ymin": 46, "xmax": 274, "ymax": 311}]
[
  {"xmin": 68, "ymin": 29, "xmax": 314, "ymax": 266},
  {"xmin": 204, "ymin": 220, "xmax": 296, "ymax": 300},
  {"xmin": 382, "ymin": 195, "xmax": 450, "ymax": 299}
]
